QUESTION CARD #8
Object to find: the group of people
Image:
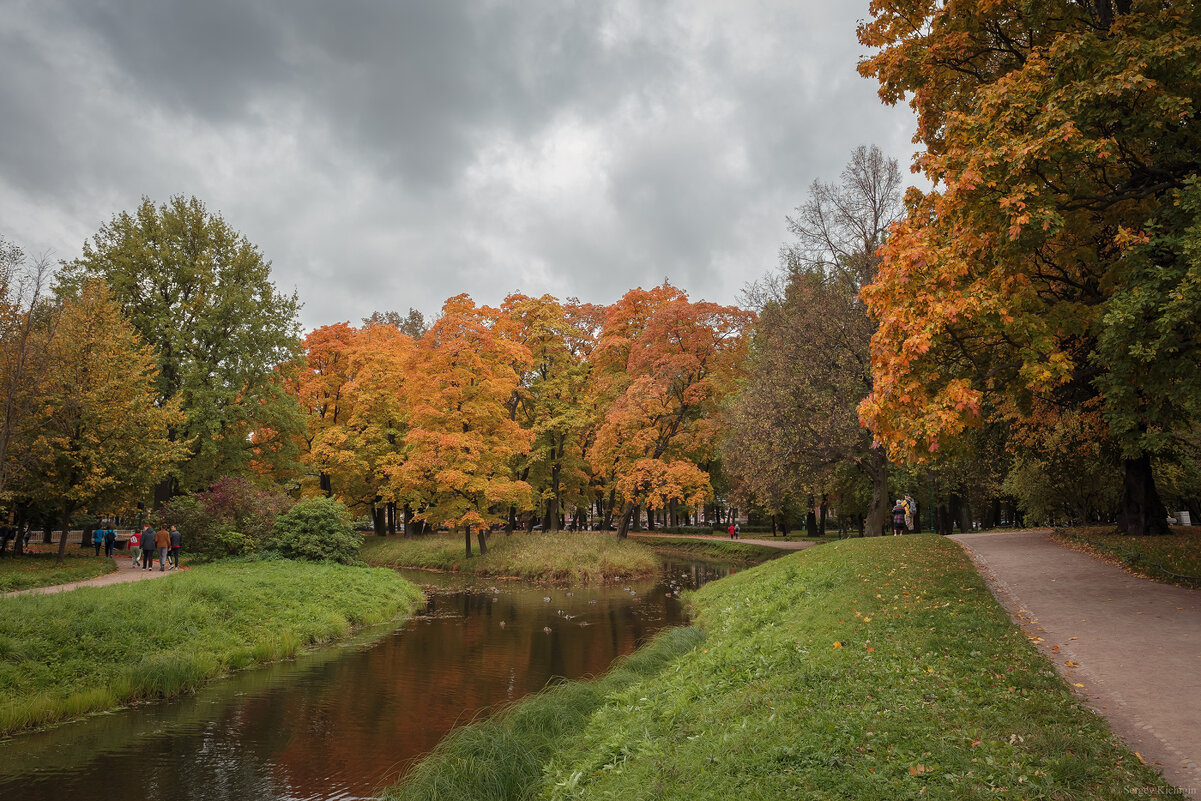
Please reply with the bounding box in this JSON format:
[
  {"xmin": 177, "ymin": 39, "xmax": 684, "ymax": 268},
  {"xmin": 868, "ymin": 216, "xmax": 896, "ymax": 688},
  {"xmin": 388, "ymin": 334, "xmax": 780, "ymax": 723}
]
[
  {"xmin": 891, "ymin": 496, "xmax": 917, "ymax": 536},
  {"xmin": 0, "ymin": 524, "xmax": 32, "ymax": 554},
  {"xmin": 91, "ymin": 525, "xmax": 118, "ymax": 556},
  {"xmin": 126, "ymin": 525, "xmax": 182, "ymax": 571}
]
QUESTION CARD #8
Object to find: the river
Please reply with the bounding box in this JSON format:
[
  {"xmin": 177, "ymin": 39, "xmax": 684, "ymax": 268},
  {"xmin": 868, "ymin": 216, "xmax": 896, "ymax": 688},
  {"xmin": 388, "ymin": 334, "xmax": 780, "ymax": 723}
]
[{"xmin": 0, "ymin": 557, "xmax": 733, "ymax": 801}]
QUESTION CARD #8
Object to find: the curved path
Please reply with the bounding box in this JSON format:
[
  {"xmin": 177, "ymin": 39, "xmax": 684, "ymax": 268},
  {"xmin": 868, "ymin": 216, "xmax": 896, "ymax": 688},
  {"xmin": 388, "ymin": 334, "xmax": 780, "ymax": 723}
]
[
  {"xmin": 628, "ymin": 532, "xmax": 817, "ymax": 551},
  {"xmin": 4, "ymin": 556, "xmax": 177, "ymax": 598},
  {"xmin": 952, "ymin": 529, "xmax": 1201, "ymax": 792}
]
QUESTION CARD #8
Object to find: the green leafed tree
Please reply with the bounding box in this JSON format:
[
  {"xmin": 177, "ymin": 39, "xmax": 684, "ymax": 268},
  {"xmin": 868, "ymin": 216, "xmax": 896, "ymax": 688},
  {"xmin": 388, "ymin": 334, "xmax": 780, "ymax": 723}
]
[{"xmin": 58, "ymin": 196, "xmax": 303, "ymax": 500}]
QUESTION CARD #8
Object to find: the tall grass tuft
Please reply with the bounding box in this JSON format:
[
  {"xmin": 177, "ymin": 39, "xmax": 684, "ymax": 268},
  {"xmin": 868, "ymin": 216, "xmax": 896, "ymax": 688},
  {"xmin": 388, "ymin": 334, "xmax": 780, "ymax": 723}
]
[
  {"xmin": 0, "ymin": 560, "xmax": 422, "ymax": 736},
  {"xmin": 362, "ymin": 532, "xmax": 660, "ymax": 583}
]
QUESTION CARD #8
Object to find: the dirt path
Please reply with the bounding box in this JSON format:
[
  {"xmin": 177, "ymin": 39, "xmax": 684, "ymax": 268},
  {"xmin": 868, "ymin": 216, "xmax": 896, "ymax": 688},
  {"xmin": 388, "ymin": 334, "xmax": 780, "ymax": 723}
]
[
  {"xmin": 4, "ymin": 556, "xmax": 178, "ymax": 598},
  {"xmin": 628, "ymin": 532, "xmax": 818, "ymax": 551},
  {"xmin": 951, "ymin": 529, "xmax": 1201, "ymax": 792}
]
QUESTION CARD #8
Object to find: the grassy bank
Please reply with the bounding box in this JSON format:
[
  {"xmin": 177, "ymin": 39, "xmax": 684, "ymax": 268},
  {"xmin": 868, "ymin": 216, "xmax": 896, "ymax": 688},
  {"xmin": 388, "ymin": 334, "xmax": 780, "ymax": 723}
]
[
  {"xmin": 384, "ymin": 535, "xmax": 1167, "ymax": 800},
  {"xmin": 632, "ymin": 536, "xmax": 789, "ymax": 564},
  {"xmin": 362, "ymin": 532, "xmax": 660, "ymax": 582},
  {"xmin": 0, "ymin": 550, "xmax": 117, "ymax": 593},
  {"xmin": 1052, "ymin": 526, "xmax": 1201, "ymax": 588},
  {"xmin": 0, "ymin": 559, "xmax": 422, "ymax": 736}
]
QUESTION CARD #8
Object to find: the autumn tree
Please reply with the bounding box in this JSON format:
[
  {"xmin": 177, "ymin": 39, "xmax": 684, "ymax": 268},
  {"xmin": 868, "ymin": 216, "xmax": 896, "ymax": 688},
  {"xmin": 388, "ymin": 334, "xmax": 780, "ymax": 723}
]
[
  {"xmin": 58, "ymin": 196, "xmax": 303, "ymax": 501},
  {"xmin": 28, "ymin": 283, "xmax": 185, "ymax": 562},
  {"xmin": 724, "ymin": 146, "xmax": 903, "ymax": 535},
  {"xmin": 290, "ymin": 322, "xmax": 360, "ymax": 498},
  {"xmin": 391, "ymin": 295, "xmax": 533, "ymax": 556},
  {"xmin": 499, "ymin": 294, "xmax": 594, "ymax": 531},
  {"xmin": 593, "ymin": 286, "xmax": 753, "ymax": 539},
  {"xmin": 858, "ymin": 2, "xmax": 1201, "ymax": 535},
  {"xmin": 345, "ymin": 322, "xmax": 417, "ymax": 535},
  {"xmin": 0, "ymin": 240, "xmax": 56, "ymax": 533}
]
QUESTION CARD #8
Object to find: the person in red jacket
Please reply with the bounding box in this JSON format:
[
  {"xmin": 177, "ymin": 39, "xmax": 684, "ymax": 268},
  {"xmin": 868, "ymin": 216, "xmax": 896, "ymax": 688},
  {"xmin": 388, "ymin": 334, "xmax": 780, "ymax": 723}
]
[{"xmin": 127, "ymin": 529, "xmax": 140, "ymax": 568}]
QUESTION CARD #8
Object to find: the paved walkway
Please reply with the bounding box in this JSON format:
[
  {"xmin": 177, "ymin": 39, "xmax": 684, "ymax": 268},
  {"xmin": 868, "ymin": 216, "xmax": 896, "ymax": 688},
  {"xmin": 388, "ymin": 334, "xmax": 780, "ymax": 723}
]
[
  {"xmin": 4, "ymin": 556, "xmax": 178, "ymax": 598},
  {"xmin": 952, "ymin": 529, "xmax": 1201, "ymax": 791},
  {"xmin": 629, "ymin": 532, "xmax": 817, "ymax": 551}
]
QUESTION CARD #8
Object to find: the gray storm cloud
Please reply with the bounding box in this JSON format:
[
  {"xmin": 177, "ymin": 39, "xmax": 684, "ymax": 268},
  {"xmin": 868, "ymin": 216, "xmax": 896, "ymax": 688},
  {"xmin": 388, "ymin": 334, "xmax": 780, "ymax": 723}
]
[{"xmin": 0, "ymin": 0, "xmax": 917, "ymax": 329}]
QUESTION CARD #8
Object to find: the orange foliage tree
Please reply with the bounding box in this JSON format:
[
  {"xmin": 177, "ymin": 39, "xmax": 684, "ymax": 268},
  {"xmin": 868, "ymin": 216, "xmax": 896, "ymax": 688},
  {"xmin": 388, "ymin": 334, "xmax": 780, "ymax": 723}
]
[
  {"xmin": 593, "ymin": 286, "xmax": 754, "ymax": 539},
  {"xmin": 857, "ymin": 1, "xmax": 1201, "ymax": 534},
  {"xmin": 391, "ymin": 295, "xmax": 534, "ymax": 556}
]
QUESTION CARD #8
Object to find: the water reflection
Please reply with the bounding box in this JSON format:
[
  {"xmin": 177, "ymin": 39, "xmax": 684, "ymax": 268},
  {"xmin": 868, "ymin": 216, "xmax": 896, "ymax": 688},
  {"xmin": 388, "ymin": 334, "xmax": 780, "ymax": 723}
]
[{"xmin": 0, "ymin": 558, "xmax": 732, "ymax": 801}]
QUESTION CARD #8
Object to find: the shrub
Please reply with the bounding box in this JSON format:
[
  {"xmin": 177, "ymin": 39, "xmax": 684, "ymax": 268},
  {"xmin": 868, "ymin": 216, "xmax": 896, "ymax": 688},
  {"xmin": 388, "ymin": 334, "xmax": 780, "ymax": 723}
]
[
  {"xmin": 152, "ymin": 477, "xmax": 292, "ymax": 558},
  {"xmin": 270, "ymin": 497, "xmax": 362, "ymax": 564}
]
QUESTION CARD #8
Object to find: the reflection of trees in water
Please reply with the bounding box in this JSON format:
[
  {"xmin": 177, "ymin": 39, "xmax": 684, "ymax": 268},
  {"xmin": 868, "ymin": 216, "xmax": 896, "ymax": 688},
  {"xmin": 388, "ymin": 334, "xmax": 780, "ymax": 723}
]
[{"xmin": 0, "ymin": 561, "xmax": 734, "ymax": 801}]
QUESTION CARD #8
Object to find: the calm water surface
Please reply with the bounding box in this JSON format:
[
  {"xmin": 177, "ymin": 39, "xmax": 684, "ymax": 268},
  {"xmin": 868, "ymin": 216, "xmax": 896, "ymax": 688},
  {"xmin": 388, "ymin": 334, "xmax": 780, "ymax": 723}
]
[{"xmin": 0, "ymin": 558, "xmax": 733, "ymax": 801}]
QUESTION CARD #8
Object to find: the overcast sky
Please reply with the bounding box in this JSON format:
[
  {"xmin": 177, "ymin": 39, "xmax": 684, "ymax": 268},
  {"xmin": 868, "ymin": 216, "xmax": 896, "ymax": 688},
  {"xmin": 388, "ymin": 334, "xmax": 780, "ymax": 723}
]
[{"xmin": 1, "ymin": 1, "xmax": 917, "ymax": 330}]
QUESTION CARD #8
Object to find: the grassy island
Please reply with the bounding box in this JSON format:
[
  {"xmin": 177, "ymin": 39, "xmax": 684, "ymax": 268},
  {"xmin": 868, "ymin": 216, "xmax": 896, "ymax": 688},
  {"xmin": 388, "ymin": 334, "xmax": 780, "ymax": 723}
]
[
  {"xmin": 361, "ymin": 531, "xmax": 660, "ymax": 583},
  {"xmin": 384, "ymin": 535, "xmax": 1167, "ymax": 801},
  {"xmin": 0, "ymin": 559, "xmax": 422, "ymax": 736},
  {"xmin": 0, "ymin": 549, "xmax": 117, "ymax": 594}
]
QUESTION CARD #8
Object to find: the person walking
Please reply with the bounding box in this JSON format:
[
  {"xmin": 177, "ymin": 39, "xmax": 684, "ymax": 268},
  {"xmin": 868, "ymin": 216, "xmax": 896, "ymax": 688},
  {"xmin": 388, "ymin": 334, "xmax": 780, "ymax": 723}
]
[
  {"xmin": 128, "ymin": 528, "xmax": 141, "ymax": 568},
  {"xmin": 734, "ymin": 523, "xmax": 741, "ymax": 540},
  {"xmin": 140, "ymin": 524, "xmax": 156, "ymax": 570},
  {"xmin": 168, "ymin": 525, "xmax": 181, "ymax": 569},
  {"xmin": 104, "ymin": 526, "xmax": 116, "ymax": 557},
  {"xmin": 92, "ymin": 526, "xmax": 104, "ymax": 556},
  {"xmin": 155, "ymin": 525, "xmax": 170, "ymax": 571},
  {"xmin": 892, "ymin": 501, "xmax": 907, "ymax": 536},
  {"xmin": 728, "ymin": 523, "xmax": 736, "ymax": 539}
]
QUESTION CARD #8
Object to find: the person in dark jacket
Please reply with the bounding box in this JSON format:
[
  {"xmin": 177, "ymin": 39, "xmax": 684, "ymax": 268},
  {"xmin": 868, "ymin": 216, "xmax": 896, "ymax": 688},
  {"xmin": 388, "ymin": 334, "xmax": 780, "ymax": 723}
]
[
  {"xmin": 141, "ymin": 525, "xmax": 156, "ymax": 569},
  {"xmin": 168, "ymin": 525, "xmax": 181, "ymax": 569},
  {"xmin": 92, "ymin": 527, "xmax": 104, "ymax": 555},
  {"xmin": 104, "ymin": 527, "xmax": 116, "ymax": 557},
  {"xmin": 892, "ymin": 501, "xmax": 907, "ymax": 536}
]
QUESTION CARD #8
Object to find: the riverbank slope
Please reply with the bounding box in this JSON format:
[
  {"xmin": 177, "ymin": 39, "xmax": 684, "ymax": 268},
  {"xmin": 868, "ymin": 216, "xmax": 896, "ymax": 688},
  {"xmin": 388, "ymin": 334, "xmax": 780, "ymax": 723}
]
[
  {"xmin": 0, "ymin": 559, "xmax": 422, "ymax": 736},
  {"xmin": 384, "ymin": 534, "xmax": 1168, "ymax": 800}
]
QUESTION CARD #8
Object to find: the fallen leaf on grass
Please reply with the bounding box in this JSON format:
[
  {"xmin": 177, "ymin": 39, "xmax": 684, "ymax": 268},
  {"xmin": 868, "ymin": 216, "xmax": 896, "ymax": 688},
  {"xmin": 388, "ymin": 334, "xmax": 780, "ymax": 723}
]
[{"xmin": 833, "ymin": 641, "xmax": 842, "ymax": 649}]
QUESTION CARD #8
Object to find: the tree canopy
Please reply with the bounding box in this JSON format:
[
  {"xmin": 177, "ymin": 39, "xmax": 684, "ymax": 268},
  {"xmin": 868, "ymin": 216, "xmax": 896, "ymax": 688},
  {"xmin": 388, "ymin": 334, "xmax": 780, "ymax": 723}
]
[{"xmin": 857, "ymin": 1, "xmax": 1201, "ymax": 534}]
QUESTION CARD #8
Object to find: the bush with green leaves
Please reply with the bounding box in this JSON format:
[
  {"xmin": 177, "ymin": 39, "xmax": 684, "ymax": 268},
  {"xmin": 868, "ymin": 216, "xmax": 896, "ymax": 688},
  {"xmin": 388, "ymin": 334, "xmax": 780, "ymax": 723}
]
[{"xmin": 270, "ymin": 497, "xmax": 362, "ymax": 564}]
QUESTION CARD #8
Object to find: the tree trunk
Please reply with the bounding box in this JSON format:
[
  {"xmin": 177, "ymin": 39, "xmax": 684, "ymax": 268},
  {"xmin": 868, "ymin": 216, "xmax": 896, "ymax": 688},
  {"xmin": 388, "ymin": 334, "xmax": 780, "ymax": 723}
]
[
  {"xmin": 603, "ymin": 490, "xmax": 617, "ymax": 530},
  {"xmin": 818, "ymin": 494, "xmax": 828, "ymax": 537},
  {"xmin": 153, "ymin": 476, "xmax": 176, "ymax": 509},
  {"xmin": 477, "ymin": 530, "xmax": 488, "ymax": 555},
  {"xmin": 403, "ymin": 503, "xmax": 414, "ymax": 538},
  {"xmin": 1117, "ymin": 453, "xmax": 1170, "ymax": 536},
  {"xmin": 387, "ymin": 502, "xmax": 397, "ymax": 536},
  {"xmin": 371, "ymin": 503, "xmax": 386, "ymax": 537},
  {"xmin": 615, "ymin": 501, "xmax": 635, "ymax": 540},
  {"xmin": 805, "ymin": 493, "xmax": 818, "ymax": 538},
  {"xmin": 319, "ymin": 471, "xmax": 333, "ymax": 498},
  {"xmin": 865, "ymin": 448, "xmax": 889, "ymax": 537},
  {"xmin": 644, "ymin": 507, "xmax": 656, "ymax": 531},
  {"xmin": 464, "ymin": 525, "xmax": 473, "ymax": 558},
  {"xmin": 507, "ymin": 506, "xmax": 517, "ymax": 534},
  {"xmin": 56, "ymin": 503, "xmax": 74, "ymax": 565}
]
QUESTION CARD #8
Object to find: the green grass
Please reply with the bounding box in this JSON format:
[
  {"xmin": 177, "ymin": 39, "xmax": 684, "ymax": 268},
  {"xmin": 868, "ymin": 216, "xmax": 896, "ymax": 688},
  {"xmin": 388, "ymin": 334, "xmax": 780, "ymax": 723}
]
[
  {"xmin": 0, "ymin": 549, "xmax": 117, "ymax": 593},
  {"xmin": 632, "ymin": 536, "xmax": 789, "ymax": 564},
  {"xmin": 1051, "ymin": 526, "xmax": 1201, "ymax": 588},
  {"xmin": 362, "ymin": 532, "xmax": 660, "ymax": 582},
  {"xmin": 381, "ymin": 626, "xmax": 705, "ymax": 801},
  {"xmin": 0, "ymin": 559, "xmax": 422, "ymax": 736},
  {"xmin": 384, "ymin": 535, "xmax": 1168, "ymax": 800}
]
